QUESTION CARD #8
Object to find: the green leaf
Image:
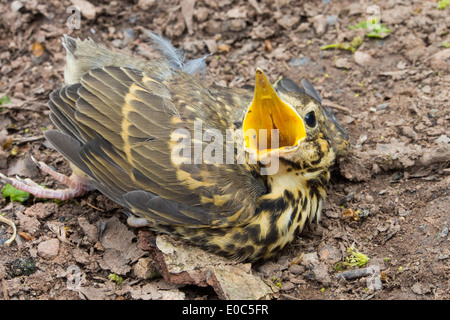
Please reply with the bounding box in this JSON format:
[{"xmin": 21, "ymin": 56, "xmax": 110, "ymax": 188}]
[
  {"xmin": 343, "ymin": 245, "xmax": 370, "ymax": 268},
  {"xmin": 348, "ymin": 20, "xmax": 371, "ymax": 30},
  {"xmin": 0, "ymin": 94, "xmax": 11, "ymax": 105},
  {"xmin": 108, "ymin": 273, "xmax": 123, "ymax": 285},
  {"xmin": 321, "ymin": 36, "xmax": 363, "ymax": 53},
  {"xmin": 437, "ymin": 0, "xmax": 450, "ymax": 9},
  {"xmin": 366, "ymin": 25, "xmax": 391, "ymax": 38},
  {"xmin": 2, "ymin": 183, "xmax": 30, "ymax": 202},
  {"xmin": 441, "ymin": 42, "xmax": 450, "ymax": 48},
  {"xmin": 349, "ymin": 20, "xmax": 391, "ymax": 39}
]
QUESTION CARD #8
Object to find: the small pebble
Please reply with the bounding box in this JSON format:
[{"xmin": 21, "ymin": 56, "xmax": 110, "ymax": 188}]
[
  {"xmin": 289, "ymin": 57, "xmax": 310, "ymax": 67},
  {"xmin": 37, "ymin": 239, "xmax": 60, "ymax": 260},
  {"xmin": 11, "ymin": 0, "xmax": 23, "ymax": 12},
  {"xmin": 377, "ymin": 103, "xmax": 389, "ymax": 110},
  {"xmin": 437, "ymin": 226, "xmax": 448, "ymax": 242},
  {"xmin": 134, "ymin": 257, "xmax": 159, "ymax": 279},
  {"xmin": 326, "ymin": 15, "xmax": 338, "ymax": 25},
  {"xmin": 354, "ymin": 51, "xmax": 376, "ymax": 68}
]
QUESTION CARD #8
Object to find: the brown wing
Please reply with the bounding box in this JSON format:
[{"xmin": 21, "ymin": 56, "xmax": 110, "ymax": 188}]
[{"xmin": 46, "ymin": 66, "xmax": 266, "ymax": 227}]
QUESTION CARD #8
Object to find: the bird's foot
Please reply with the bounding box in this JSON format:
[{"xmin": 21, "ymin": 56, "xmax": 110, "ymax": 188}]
[{"xmin": 0, "ymin": 156, "xmax": 95, "ymax": 200}]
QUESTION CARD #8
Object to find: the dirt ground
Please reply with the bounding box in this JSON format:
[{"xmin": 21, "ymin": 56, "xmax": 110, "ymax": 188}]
[{"xmin": 0, "ymin": 0, "xmax": 449, "ymax": 300}]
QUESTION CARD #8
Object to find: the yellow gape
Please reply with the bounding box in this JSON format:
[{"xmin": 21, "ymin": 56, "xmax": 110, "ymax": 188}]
[{"xmin": 243, "ymin": 68, "xmax": 306, "ymax": 160}]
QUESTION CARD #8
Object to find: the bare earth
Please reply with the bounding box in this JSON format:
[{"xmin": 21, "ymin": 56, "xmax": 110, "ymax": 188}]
[{"xmin": 0, "ymin": 0, "xmax": 449, "ymax": 300}]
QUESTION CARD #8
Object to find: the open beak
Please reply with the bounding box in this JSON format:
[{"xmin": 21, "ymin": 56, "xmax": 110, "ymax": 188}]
[{"xmin": 243, "ymin": 68, "xmax": 306, "ymax": 160}]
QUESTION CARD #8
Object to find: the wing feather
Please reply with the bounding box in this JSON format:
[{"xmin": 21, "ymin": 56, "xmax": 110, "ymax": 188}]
[{"xmin": 47, "ymin": 66, "xmax": 266, "ymax": 227}]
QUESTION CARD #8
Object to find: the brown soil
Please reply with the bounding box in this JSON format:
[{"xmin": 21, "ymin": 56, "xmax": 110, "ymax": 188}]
[{"xmin": 0, "ymin": 0, "xmax": 449, "ymax": 300}]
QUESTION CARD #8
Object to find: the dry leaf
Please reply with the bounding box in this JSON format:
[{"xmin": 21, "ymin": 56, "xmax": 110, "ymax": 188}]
[
  {"xmin": 342, "ymin": 208, "xmax": 359, "ymax": 220},
  {"xmin": 19, "ymin": 232, "xmax": 33, "ymax": 241},
  {"xmin": 32, "ymin": 42, "xmax": 44, "ymax": 58},
  {"xmin": 2, "ymin": 137, "xmax": 12, "ymax": 150},
  {"xmin": 180, "ymin": 0, "xmax": 196, "ymax": 35},
  {"xmin": 265, "ymin": 39, "xmax": 272, "ymax": 52},
  {"xmin": 139, "ymin": 232, "xmax": 277, "ymax": 300},
  {"xmin": 218, "ymin": 44, "xmax": 231, "ymax": 53}
]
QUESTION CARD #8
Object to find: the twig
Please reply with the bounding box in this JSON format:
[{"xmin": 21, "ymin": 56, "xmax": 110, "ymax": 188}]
[
  {"xmin": 13, "ymin": 135, "xmax": 45, "ymax": 145},
  {"xmin": 81, "ymin": 200, "xmax": 105, "ymax": 212},
  {"xmin": 0, "ymin": 262, "xmax": 8, "ymax": 300},
  {"xmin": 281, "ymin": 293, "xmax": 301, "ymax": 300},
  {"xmin": 1, "ymin": 97, "xmax": 46, "ymax": 112},
  {"xmin": 322, "ymin": 99, "xmax": 351, "ymax": 113},
  {"xmin": 5, "ymin": 63, "xmax": 31, "ymax": 96},
  {"xmin": 249, "ymin": 0, "xmax": 263, "ymax": 14},
  {"xmin": 1, "ymin": 278, "xmax": 8, "ymax": 300},
  {"xmin": 335, "ymin": 266, "xmax": 379, "ymax": 281}
]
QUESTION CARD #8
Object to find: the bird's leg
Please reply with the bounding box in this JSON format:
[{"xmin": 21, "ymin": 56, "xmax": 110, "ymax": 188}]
[{"xmin": 0, "ymin": 156, "xmax": 95, "ymax": 201}]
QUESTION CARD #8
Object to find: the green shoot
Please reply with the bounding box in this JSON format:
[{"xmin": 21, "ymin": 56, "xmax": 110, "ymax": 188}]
[
  {"xmin": 2, "ymin": 183, "xmax": 30, "ymax": 203},
  {"xmin": 349, "ymin": 20, "xmax": 391, "ymax": 38},
  {"xmin": 108, "ymin": 273, "xmax": 124, "ymax": 285},
  {"xmin": 437, "ymin": 0, "xmax": 450, "ymax": 9},
  {"xmin": 321, "ymin": 36, "xmax": 363, "ymax": 53},
  {"xmin": 0, "ymin": 94, "xmax": 11, "ymax": 105},
  {"xmin": 343, "ymin": 245, "xmax": 370, "ymax": 268}
]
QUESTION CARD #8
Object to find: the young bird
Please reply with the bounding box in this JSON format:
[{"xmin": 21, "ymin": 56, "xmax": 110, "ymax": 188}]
[{"xmin": 1, "ymin": 33, "xmax": 349, "ymax": 262}]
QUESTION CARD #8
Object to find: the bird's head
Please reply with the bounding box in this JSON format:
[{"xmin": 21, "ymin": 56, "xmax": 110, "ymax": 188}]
[{"xmin": 242, "ymin": 69, "xmax": 349, "ymax": 172}]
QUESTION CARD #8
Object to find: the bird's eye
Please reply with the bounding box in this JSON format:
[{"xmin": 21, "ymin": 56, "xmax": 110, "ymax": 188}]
[{"xmin": 304, "ymin": 111, "xmax": 316, "ymax": 127}]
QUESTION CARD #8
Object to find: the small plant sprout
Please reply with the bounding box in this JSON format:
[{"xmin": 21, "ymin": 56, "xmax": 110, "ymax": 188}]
[
  {"xmin": 343, "ymin": 245, "xmax": 370, "ymax": 268},
  {"xmin": 437, "ymin": 0, "xmax": 450, "ymax": 10},
  {"xmin": 108, "ymin": 273, "xmax": 124, "ymax": 285},
  {"xmin": 349, "ymin": 20, "xmax": 391, "ymax": 38},
  {"xmin": 321, "ymin": 36, "xmax": 363, "ymax": 53},
  {"xmin": 2, "ymin": 183, "xmax": 30, "ymax": 202}
]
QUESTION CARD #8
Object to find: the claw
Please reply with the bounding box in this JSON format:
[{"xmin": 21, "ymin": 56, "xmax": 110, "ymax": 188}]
[
  {"xmin": 24, "ymin": 178, "xmax": 40, "ymax": 188},
  {"xmin": 0, "ymin": 158, "xmax": 95, "ymax": 200},
  {"xmin": 0, "ymin": 172, "xmax": 13, "ymax": 185},
  {"xmin": 15, "ymin": 176, "xmax": 40, "ymax": 188},
  {"xmin": 30, "ymin": 155, "xmax": 39, "ymax": 166}
]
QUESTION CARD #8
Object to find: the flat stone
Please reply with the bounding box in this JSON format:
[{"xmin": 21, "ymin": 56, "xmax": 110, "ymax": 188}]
[
  {"xmin": 37, "ymin": 238, "xmax": 60, "ymax": 260},
  {"xmin": 319, "ymin": 244, "xmax": 342, "ymax": 263},
  {"xmin": 25, "ymin": 202, "xmax": 58, "ymax": 219},
  {"xmin": 301, "ymin": 252, "xmax": 332, "ymax": 285}
]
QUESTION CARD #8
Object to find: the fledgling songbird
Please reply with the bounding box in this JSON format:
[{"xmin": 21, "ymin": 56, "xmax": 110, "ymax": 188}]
[{"xmin": 0, "ymin": 32, "xmax": 349, "ymax": 261}]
